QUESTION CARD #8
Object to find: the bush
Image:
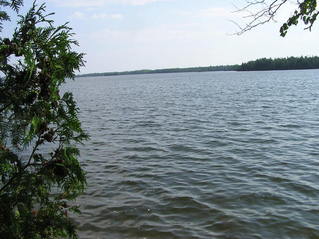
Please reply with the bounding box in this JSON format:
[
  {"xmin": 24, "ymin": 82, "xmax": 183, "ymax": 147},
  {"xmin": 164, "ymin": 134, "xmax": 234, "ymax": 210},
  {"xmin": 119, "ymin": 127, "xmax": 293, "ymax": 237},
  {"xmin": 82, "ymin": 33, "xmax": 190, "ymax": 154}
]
[{"xmin": 0, "ymin": 1, "xmax": 88, "ymax": 238}]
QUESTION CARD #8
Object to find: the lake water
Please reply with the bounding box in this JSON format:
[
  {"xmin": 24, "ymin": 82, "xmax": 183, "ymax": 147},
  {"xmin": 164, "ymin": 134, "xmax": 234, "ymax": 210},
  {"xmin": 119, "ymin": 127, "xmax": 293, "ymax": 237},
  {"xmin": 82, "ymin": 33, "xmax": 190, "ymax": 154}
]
[{"xmin": 67, "ymin": 70, "xmax": 319, "ymax": 239}]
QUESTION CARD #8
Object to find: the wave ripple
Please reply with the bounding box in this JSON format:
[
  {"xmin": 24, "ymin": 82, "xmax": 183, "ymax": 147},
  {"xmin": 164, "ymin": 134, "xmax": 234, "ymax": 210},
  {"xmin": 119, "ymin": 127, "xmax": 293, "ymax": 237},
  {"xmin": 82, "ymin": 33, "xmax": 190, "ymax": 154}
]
[{"xmin": 66, "ymin": 70, "xmax": 319, "ymax": 239}]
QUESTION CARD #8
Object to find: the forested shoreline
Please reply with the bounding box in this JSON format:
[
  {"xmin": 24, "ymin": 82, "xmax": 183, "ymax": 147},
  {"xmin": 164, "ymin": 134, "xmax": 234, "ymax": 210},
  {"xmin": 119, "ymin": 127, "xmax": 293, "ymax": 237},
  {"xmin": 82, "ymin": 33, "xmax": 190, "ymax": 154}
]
[
  {"xmin": 77, "ymin": 65, "xmax": 239, "ymax": 77},
  {"xmin": 78, "ymin": 56, "xmax": 319, "ymax": 78},
  {"xmin": 238, "ymin": 56, "xmax": 319, "ymax": 71}
]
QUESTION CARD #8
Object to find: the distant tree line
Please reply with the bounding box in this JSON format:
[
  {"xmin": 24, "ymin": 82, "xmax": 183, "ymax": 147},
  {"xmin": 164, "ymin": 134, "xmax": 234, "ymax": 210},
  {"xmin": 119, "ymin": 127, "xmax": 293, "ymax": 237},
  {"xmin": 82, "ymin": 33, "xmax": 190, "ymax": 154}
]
[
  {"xmin": 78, "ymin": 56, "xmax": 319, "ymax": 78},
  {"xmin": 239, "ymin": 56, "xmax": 319, "ymax": 71},
  {"xmin": 78, "ymin": 65, "xmax": 239, "ymax": 77}
]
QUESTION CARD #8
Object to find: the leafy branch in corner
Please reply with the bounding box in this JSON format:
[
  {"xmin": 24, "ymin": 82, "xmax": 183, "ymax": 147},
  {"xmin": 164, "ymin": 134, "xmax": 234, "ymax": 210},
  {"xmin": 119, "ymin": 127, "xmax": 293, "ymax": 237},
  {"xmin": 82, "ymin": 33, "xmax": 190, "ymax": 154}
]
[{"xmin": 233, "ymin": 0, "xmax": 319, "ymax": 36}]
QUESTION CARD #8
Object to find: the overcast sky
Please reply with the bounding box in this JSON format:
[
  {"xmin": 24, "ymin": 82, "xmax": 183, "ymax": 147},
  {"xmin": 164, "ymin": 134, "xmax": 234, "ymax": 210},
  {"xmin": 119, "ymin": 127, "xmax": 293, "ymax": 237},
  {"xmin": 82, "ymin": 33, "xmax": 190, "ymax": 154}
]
[{"xmin": 6, "ymin": 0, "xmax": 319, "ymax": 73}]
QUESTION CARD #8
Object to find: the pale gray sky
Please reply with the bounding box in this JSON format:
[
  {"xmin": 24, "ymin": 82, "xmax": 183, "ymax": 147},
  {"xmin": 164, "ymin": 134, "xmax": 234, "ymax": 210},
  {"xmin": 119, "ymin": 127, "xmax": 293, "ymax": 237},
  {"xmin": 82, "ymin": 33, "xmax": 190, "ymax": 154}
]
[{"xmin": 11, "ymin": 0, "xmax": 319, "ymax": 73}]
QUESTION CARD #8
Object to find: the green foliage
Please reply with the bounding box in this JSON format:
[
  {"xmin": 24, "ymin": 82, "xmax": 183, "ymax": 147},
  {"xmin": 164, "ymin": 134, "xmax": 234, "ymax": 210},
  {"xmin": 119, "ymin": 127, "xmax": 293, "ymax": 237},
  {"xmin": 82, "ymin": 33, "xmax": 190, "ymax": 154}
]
[
  {"xmin": 0, "ymin": 1, "xmax": 87, "ymax": 238},
  {"xmin": 280, "ymin": 0, "xmax": 318, "ymax": 36},
  {"xmin": 239, "ymin": 56, "xmax": 319, "ymax": 71},
  {"xmin": 0, "ymin": 0, "xmax": 23, "ymax": 30}
]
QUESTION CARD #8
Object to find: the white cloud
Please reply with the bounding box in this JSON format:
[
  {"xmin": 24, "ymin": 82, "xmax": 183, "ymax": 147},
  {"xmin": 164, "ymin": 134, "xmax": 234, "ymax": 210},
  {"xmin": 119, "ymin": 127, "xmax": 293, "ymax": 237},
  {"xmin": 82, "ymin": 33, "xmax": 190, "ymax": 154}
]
[
  {"xmin": 52, "ymin": 0, "xmax": 105, "ymax": 7},
  {"xmin": 88, "ymin": 23, "xmax": 222, "ymax": 45},
  {"xmin": 119, "ymin": 0, "xmax": 166, "ymax": 5},
  {"xmin": 178, "ymin": 7, "xmax": 244, "ymax": 21},
  {"xmin": 198, "ymin": 7, "xmax": 233, "ymax": 18},
  {"xmin": 50, "ymin": 0, "xmax": 170, "ymax": 7},
  {"xmin": 91, "ymin": 13, "xmax": 123, "ymax": 20},
  {"xmin": 71, "ymin": 11, "xmax": 85, "ymax": 19},
  {"xmin": 92, "ymin": 13, "xmax": 108, "ymax": 19},
  {"xmin": 110, "ymin": 14, "xmax": 124, "ymax": 19}
]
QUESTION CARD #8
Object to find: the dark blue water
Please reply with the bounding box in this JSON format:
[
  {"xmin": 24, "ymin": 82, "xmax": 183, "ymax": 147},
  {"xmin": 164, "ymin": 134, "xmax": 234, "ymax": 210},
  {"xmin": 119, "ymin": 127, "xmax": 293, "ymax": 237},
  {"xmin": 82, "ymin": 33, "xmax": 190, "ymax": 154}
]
[{"xmin": 67, "ymin": 70, "xmax": 319, "ymax": 239}]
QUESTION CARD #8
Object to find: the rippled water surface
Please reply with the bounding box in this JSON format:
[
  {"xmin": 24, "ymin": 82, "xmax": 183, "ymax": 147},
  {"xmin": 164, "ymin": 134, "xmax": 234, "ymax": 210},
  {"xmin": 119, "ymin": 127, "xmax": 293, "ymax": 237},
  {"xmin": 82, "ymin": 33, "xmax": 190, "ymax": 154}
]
[{"xmin": 66, "ymin": 70, "xmax": 319, "ymax": 239}]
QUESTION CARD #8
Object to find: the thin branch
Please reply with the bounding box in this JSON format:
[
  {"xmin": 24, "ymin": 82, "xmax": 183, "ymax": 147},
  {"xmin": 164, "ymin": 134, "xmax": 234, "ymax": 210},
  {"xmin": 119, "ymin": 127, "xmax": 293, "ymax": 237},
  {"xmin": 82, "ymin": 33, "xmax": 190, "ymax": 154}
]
[
  {"xmin": 0, "ymin": 103, "xmax": 11, "ymax": 113},
  {"xmin": 0, "ymin": 136, "xmax": 42, "ymax": 193},
  {"xmin": 233, "ymin": 0, "xmax": 288, "ymax": 35},
  {"xmin": 24, "ymin": 136, "xmax": 41, "ymax": 169}
]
